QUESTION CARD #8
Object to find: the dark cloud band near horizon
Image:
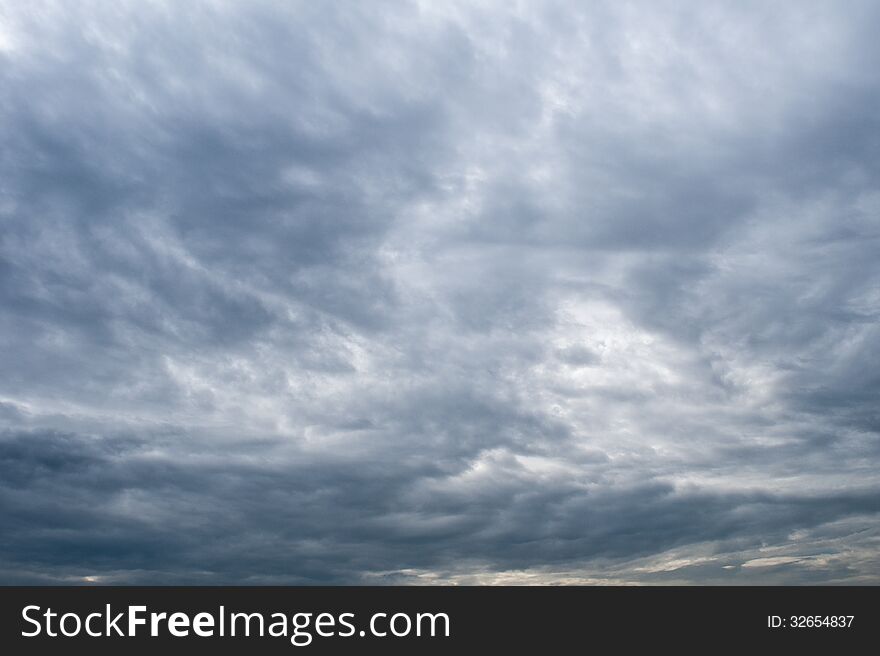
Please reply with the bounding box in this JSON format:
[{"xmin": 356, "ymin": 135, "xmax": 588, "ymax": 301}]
[{"xmin": 1, "ymin": 0, "xmax": 879, "ymax": 584}]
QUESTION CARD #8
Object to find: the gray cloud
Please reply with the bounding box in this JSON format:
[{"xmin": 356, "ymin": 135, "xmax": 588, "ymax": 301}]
[{"xmin": 1, "ymin": 0, "xmax": 879, "ymax": 584}]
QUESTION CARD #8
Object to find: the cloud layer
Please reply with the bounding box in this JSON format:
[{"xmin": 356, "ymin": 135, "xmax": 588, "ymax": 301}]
[{"xmin": 1, "ymin": 0, "xmax": 879, "ymax": 584}]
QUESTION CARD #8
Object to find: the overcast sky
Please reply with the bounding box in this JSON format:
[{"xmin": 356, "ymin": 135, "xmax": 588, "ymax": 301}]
[{"xmin": 1, "ymin": 0, "xmax": 879, "ymax": 584}]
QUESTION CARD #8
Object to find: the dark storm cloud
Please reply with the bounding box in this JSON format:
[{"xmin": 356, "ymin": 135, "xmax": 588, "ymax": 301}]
[
  {"xmin": 1, "ymin": 0, "xmax": 879, "ymax": 583},
  {"xmin": 3, "ymin": 428, "xmax": 878, "ymax": 584}
]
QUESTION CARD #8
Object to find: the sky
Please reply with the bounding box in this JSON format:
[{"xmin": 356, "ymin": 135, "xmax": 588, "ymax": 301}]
[{"xmin": 1, "ymin": 0, "xmax": 879, "ymax": 584}]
